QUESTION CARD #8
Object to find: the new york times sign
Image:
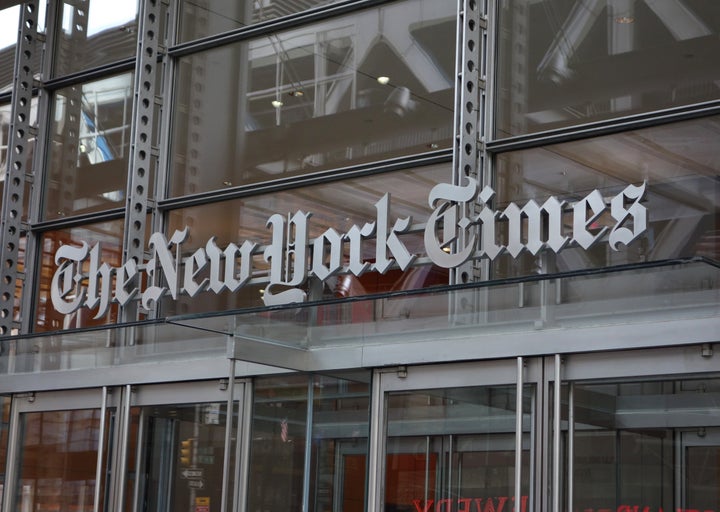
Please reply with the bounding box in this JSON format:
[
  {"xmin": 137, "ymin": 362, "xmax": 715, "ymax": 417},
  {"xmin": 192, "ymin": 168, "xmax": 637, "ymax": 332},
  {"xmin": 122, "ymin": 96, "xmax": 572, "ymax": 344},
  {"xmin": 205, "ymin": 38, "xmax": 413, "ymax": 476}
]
[{"xmin": 51, "ymin": 179, "xmax": 647, "ymax": 317}]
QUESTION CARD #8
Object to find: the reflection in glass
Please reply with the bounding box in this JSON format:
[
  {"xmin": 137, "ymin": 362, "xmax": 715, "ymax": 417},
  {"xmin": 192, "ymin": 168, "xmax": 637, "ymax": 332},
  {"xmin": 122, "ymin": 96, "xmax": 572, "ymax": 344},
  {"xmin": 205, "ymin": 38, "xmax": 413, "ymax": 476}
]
[
  {"xmin": 170, "ymin": 0, "xmax": 455, "ymax": 196},
  {"xmin": 492, "ymin": 115, "xmax": 720, "ymax": 279},
  {"xmin": 178, "ymin": 0, "xmax": 342, "ymax": 42},
  {"xmin": 35, "ymin": 220, "xmax": 123, "ymax": 332},
  {"xmin": 0, "ymin": 6, "xmax": 19, "ymax": 93},
  {"xmin": 15, "ymin": 408, "xmax": 113, "ymax": 512},
  {"xmin": 130, "ymin": 402, "xmax": 232, "ymax": 512},
  {"xmin": 570, "ymin": 378, "xmax": 720, "ymax": 512},
  {"xmin": 248, "ymin": 373, "xmax": 370, "ymax": 512},
  {"xmin": 385, "ymin": 386, "xmax": 533, "ymax": 512},
  {"xmin": 496, "ymin": 0, "xmax": 720, "ymax": 137},
  {"xmin": 44, "ymin": 74, "xmax": 133, "ymax": 220},
  {"xmin": 54, "ymin": 0, "xmax": 138, "ymax": 76},
  {"xmin": 164, "ymin": 164, "xmax": 450, "ymax": 316}
]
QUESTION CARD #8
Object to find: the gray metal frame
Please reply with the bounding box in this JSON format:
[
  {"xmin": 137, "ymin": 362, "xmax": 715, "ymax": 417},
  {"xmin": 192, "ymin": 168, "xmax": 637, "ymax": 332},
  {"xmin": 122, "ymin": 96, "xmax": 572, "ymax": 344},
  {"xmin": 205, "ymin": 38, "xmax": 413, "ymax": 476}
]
[
  {"xmin": 0, "ymin": 0, "xmax": 39, "ymax": 336},
  {"xmin": 121, "ymin": 0, "xmax": 164, "ymax": 322}
]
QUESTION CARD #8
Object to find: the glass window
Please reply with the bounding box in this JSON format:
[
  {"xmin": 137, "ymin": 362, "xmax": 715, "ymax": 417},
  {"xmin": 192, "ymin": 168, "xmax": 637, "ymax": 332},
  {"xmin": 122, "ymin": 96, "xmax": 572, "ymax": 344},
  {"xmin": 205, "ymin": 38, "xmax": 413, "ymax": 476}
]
[
  {"xmin": 496, "ymin": 0, "xmax": 720, "ymax": 138},
  {"xmin": 44, "ymin": 73, "xmax": 133, "ymax": 220},
  {"xmin": 0, "ymin": 6, "xmax": 19, "ymax": 93},
  {"xmin": 570, "ymin": 377, "xmax": 720, "ymax": 512},
  {"xmin": 491, "ymin": 115, "xmax": 720, "ymax": 279},
  {"xmin": 15, "ymin": 407, "xmax": 114, "ymax": 512},
  {"xmin": 248, "ymin": 373, "xmax": 370, "ymax": 512},
  {"xmin": 385, "ymin": 385, "xmax": 533, "ymax": 512},
  {"xmin": 35, "ymin": 219, "xmax": 123, "ymax": 332},
  {"xmin": 53, "ymin": 0, "xmax": 138, "ymax": 77},
  {"xmin": 164, "ymin": 163, "xmax": 450, "ymax": 316},
  {"xmin": 169, "ymin": 0, "xmax": 455, "ymax": 197},
  {"xmin": 178, "ymin": 0, "xmax": 343, "ymax": 43}
]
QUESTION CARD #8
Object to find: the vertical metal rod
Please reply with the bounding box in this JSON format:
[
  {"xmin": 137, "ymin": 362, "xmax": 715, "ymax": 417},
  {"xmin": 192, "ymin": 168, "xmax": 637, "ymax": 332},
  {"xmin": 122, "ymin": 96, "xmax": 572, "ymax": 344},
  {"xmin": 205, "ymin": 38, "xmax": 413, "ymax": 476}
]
[
  {"xmin": 553, "ymin": 354, "xmax": 561, "ymax": 512},
  {"xmin": 221, "ymin": 358, "xmax": 237, "ymax": 512},
  {"xmin": 93, "ymin": 387, "xmax": 108, "ymax": 512},
  {"xmin": 236, "ymin": 382, "xmax": 253, "ymax": 512},
  {"xmin": 515, "ymin": 357, "xmax": 523, "ymax": 512},
  {"xmin": 567, "ymin": 383, "xmax": 574, "ymax": 512},
  {"xmin": 302, "ymin": 377, "xmax": 315, "ymax": 512},
  {"xmin": 115, "ymin": 384, "xmax": 132, "ymax": 512},
  {"xmin": 367, "ymin": 371, "xmax": 385, "ymax": 512},
  {"xmin": 131, "ymin": 408, "xmax": 147, "ymax": 512},
  {"xmin": 4, "ymin": 396, "xmax": 24, "ymax": 511}
]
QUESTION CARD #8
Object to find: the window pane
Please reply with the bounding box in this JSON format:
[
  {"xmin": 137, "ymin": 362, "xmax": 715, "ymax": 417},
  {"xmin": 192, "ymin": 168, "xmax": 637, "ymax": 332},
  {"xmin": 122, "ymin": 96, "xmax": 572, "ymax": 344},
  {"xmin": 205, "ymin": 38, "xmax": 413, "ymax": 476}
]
[
  {"xmin": 0, "ymin": 6, "xmax": 19, "ymax": 93},
  {"xmin": 571, "ymin": 378, "xmax": 720, "ymax": 512},
  {"xmin": 178, "ymin": 0, "xmax": 343, "ymax": 43},
  {"xmin": 496, "ymin": 1, "xmax": 720, "ymax": 138},
  {"xmin": 35, "ymin": 220, "xmax": 123, "ymax": 332},
  {"xmin": 44, "ymin": 74, "xmax": 133, "ymax": 220},
  {"xmin": 248, "ymin": 375, "xmax": 309, "ymax": 512},
  {"xmin": 386, "ymin": 385, "xmax": 533, "ymax": 512},
  {"xmin": 53, "ymin": 0, "xmax": 138, "ymax": 77},
  {"xmin": 169, "ymin": 0, "xmax": 455, "ymax": 197},
  {"xmin": 16, "ymin": 408, "xmax": 114, "ymax": 512},
  {"xmin": 164, "ymin": 163, "xmax": 450, "ymax": 316},
  {"xmin": 492, "ymin": 115, "xmax": 719, "ymax": 279}
]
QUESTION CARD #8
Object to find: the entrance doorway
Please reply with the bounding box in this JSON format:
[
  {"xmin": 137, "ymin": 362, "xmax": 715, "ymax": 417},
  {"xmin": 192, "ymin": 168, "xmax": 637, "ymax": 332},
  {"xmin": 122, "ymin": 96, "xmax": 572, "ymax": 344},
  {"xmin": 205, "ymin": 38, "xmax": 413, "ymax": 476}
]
[{"xmin": 2, "ymin": 380, "xmax": 245, "ymax": 512}]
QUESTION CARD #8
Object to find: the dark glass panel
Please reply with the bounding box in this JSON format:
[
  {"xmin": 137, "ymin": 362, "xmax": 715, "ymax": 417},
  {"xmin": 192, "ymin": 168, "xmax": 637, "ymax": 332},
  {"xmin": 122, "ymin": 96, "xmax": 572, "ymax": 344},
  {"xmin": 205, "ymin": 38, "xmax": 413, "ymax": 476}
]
[
  {"xmin": 53, "ymin": 0, "xmax": 138, "ymax": 77},
  {"xmin": 44, "ymin": 74, "xmax": 133, "ymax": 220},
  {"xmin": 169, "ymin": 0, "xmax": 455, "ymax": 196},
  {"xmin": 496, "ymin": 0, "xmax": 720, "ymax": 137},
  {"xmin": 492, "ymin": 115, "xmax": 719, "ymax": 279},
  {"xmin": 178, "ymin": 0, "xmax": 343, "ymax": 43}
]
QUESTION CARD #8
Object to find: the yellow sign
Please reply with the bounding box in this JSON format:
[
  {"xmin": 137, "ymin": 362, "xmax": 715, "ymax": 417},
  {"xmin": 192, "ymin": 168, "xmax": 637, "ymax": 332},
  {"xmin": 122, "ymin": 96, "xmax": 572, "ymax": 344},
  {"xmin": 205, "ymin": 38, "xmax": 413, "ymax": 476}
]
[{"xmin": 195, "ymin": 497, "xmax": 210, "ymax": 506}]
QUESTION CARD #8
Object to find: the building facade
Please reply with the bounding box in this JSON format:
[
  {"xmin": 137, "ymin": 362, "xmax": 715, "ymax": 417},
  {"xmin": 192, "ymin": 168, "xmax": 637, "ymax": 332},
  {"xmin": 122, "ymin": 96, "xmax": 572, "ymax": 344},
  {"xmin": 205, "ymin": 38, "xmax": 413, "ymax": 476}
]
[{"xmin": 0, "ymin": 0, "xmax": 718, "ymax": 511}]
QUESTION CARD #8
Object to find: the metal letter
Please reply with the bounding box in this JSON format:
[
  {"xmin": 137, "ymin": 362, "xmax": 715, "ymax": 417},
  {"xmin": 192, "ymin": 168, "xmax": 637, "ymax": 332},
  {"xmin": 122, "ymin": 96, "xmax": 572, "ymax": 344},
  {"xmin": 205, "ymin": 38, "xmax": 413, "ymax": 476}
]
[
  {"xmin": 573, "ymin": 190, "xmax": 608, "ymax": 250},
  {"xmin": 374, "ymin": 194, "xmax": 416, "ymax": 273},
  {"xmin": 144, "ymin": 228, "xmax": 189, "ymax": 307},
  {"xmin": 502, "ymin": 196, "xmax": 569, "ymax": 257},
  {"xmin": 425, "ymin": 178, "xmax": 478, "ymax": 268},
  {"xmin": 345, "ymin": 222, "xmax": 375, "ymax": 276},
  {"xmin": 609, "ymin": 181, "xmax": 648, "ymax": 250},
  {"xmin": 263, "ymin": 211, "xmax": 311, "ymax": 305},
  {"xmin": 207, "ymin": 238, "xmax": 257, "ymax": 293},
  {"xmin": 50, "ymin": 243, "xmax": 90, "ymax": 315},
  {"xmin": 183, "ymin": 247, "xmax": 209, "ymax": 297},
  {"xmin": 85, "ymin": 243, "xmax": 115, "ymax": 319},
  {"xmin": 115, "ymin": 260, "xmax": 139, "ymax": 306},
  {"xmin": 311, "ymin": 228, "xmax": 343, "ymax": 281},
  {"xmin": 477, "ymin": 187, "xmax": 505, "ymax": 260}
]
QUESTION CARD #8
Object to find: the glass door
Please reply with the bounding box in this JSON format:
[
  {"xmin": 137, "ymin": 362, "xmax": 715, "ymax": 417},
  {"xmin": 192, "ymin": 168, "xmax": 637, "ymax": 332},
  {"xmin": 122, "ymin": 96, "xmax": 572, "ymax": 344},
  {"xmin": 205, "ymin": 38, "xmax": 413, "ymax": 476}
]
[
  {"xmin": 371, "ymin": 360, "xmax": 541, "ymax": 512},
  {"xmin": 3, "ymin": 387, "xmax": 120, "ymax": 512},
  {"xmin": 127, "ymin": 380, "xmax": 246, "ymax": 512},
  {"xmin": 563, "ymin": 346, "xmax": 720, "ymax": 512}
]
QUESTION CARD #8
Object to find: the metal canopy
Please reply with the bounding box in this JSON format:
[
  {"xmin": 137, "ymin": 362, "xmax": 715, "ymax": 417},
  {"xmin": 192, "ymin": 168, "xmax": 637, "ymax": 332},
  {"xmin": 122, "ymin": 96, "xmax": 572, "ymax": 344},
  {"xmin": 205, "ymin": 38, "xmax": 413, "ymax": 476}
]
[{"xmin": 0, "ymin": 258, "xmax": 718, "ymax": 385}]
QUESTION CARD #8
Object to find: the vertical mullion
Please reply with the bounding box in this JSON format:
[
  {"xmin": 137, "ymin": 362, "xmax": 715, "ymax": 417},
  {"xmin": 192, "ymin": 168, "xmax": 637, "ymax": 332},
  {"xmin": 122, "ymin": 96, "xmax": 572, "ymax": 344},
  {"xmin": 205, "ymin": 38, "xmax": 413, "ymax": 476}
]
[
  {"xmin": 221, "ymin": 358, "xmax": 236, "ymax": 512},
  {"xmin": 552, "ymin": 354, "xmax": 561, "ymax": 512},
  {"xmin": 515, "ymin": 357, "xmax": 523, "ymax": 512},
  {"xmin": 93, "ymin": 386, "xmax": 108, "ymax": 512},
  {"xmin": 302, "ymin": 376, "xmax": 315, "ymax": 512}
]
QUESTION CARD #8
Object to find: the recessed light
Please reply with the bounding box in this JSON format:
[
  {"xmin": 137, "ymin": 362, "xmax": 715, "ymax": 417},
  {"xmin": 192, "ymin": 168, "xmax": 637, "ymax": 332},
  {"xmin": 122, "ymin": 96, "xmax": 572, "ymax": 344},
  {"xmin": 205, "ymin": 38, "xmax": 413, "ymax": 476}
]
[
  {"xmin": 222, "ymin": 180, "xmax": 232, "ymax": 187},
  {"xmin": 615, "ymin": 16, "xmax": 634, "ymax": 24},
  {"xmin": 377, "ymin": 76, "xmax": 390, "ymax": 85},
  {"xmin": 271, "ymin": 99, "xmax": 283, "ymax": 108},
  {"xmin": 289, "ymin": 90, "xmax": 304, "ymax": 97}
]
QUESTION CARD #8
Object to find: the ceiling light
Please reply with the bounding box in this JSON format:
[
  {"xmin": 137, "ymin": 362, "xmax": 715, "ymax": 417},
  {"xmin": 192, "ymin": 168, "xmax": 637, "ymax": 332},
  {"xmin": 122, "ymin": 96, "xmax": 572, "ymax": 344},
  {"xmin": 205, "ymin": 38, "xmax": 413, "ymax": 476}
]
[
  {"xmin": 615, "ymin": 16, "xmax": 635, "ymax": 24},
  {"xmin": 377, "ymin": 76, "xmax": 390, "ymax": 85},
  {"xmin": 289, "ymin": 90, "xmax": 304, "ymax": 97},
  {"xmin": 271, "ymin": 99, "xmax": 283, "ymax": 108},
  {"xmin": 222, "ymin": 180, "xmax": 232, "ymax": 187}
]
